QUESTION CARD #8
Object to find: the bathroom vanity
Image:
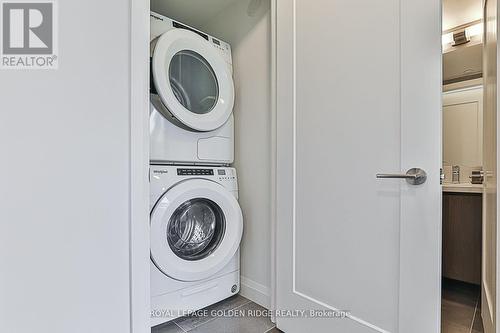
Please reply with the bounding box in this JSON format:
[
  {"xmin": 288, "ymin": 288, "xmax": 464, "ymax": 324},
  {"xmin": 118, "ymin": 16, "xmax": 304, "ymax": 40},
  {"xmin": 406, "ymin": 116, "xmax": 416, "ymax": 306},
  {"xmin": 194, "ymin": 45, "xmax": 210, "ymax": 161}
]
[{"xmin": 442, "ymin": 184, "xmax": 483, "ymax": 285}]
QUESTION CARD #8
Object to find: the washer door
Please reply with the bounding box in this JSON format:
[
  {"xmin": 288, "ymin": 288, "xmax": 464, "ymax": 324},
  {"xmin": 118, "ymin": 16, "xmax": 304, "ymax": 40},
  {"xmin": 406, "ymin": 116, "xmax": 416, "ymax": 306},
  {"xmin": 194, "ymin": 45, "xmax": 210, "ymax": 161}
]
[
  {"xmin": 151, "ymin": 179, "xmax": 243, "ymax": 282},
  {"xmin": 152, "ymin": 29, "xmax": 235, "ymax": 132}
]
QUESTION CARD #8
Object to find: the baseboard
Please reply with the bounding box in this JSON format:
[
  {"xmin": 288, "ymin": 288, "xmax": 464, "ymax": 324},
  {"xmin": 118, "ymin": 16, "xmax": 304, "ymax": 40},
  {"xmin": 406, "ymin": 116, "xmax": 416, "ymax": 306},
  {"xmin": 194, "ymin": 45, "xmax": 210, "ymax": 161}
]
[
  {"xmin": 482, "ymin": 283, "xmax": 494, "ymax": 333},
  {"xmin": 240, "ymin": 276, "xmax": 271, "ymax": 309}
]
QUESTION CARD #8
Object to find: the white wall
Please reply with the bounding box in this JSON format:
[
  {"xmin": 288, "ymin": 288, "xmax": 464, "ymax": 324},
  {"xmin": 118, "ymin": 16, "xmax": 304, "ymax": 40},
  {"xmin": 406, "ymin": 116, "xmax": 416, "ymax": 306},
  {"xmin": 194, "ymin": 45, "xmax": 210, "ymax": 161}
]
[
  {"xmin": 202, "ymin": 0, "xmax": 273, "ymax": 308},
  {"xmin": 442, "ymin": 0, "xmax": 482, "ymax": 31},
  {"xmin": 151, "ymin": 0, "xmax": 240, "ymax": 28},
  {"xmin": 0, "ymin": 1, "xmax": 149, "ymax": 332}
]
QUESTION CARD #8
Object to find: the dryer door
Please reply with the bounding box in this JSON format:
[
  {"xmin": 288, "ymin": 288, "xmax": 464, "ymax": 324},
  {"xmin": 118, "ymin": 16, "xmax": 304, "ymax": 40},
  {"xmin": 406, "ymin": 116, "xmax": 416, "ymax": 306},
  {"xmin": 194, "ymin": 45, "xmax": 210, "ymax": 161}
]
[
  {"xmin": 150, "ymin": 179, "xmax": 243, "ymax": 282},
  {"xmin": 152, "ymin": 29, "xmax": 235, "ymax": 132}
]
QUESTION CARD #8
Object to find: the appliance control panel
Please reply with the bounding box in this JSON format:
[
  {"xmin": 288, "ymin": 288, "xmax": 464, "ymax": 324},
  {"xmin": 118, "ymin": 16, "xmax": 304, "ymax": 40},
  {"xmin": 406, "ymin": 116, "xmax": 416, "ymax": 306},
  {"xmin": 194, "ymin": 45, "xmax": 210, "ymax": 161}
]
[
  {"xmin": 210, "ymin": 37, "xmax": 231, "ymax": 55},
  {"xmin": 171, "ymin": 20, "xmax": 232, "ymax": 57},
  {"xmin": 150, "ymin": 12, "xmax": 233, "ymax": 65},
  {"xmin": 149, "ymin": 164, "xmax": 238, "ymax": 191},
  {"xmin": 175, "ymin": 167, "xmax": 236, "ymax": 180},
  {"xmin": 156, "ymin": 166, "xmax": 237, "ymax": 190},
  {"xmin": 216, "ymin": 168, "xmax": 237, "ymax": 181},
  {"xmin": 177, "ymin": 168, "xmax": 214, "ymax": 176},
  {"xmin": 171, "ymin": 19, "xmax": 232, "ymax": 64},
  {"xmin": 150, "ymin": 165, "xmax": 239, "ymax": 208}
]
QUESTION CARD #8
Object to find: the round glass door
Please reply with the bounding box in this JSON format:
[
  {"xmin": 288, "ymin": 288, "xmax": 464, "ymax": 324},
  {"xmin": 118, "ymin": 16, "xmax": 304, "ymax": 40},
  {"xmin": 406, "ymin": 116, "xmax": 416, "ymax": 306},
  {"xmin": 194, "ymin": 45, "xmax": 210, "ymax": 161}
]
[
  {"xmin": 152, "ymin": 29, "xmax": 235, "ymax": 132},
  {"xmin": 150, "ymin": 178, "xmax": 243, "ymax": 281},
  {"xmin": 167, "ymin": 198, "xmax": 226, "ymax": 261},
  {"xmin": 169, "ymin": 50, "xmax": 219, "ymax": 115}
]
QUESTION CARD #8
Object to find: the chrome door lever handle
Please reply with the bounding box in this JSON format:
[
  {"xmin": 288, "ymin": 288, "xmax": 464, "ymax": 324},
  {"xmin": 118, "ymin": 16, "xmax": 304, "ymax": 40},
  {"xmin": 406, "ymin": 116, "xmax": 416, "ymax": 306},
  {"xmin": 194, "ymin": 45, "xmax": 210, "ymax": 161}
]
[{"xmin": 376, "ymin": 168, "xmax": 427, "ymax": 185}]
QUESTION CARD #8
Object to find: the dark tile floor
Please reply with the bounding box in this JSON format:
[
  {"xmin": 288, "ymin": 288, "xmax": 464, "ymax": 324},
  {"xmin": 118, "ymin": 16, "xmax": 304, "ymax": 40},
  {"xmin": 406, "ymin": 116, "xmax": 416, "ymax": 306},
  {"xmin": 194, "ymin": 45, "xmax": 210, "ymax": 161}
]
[
  {"xmin": 442, "ymin": 279, "xmax": 483, "ymax": 333},
  {"xmin": 153, "ymin": 280, "xmax": 484, "ymax": 333},
  {"xmin": 152, "ymin": 295, "xmax": 282, "ymax": 333}
]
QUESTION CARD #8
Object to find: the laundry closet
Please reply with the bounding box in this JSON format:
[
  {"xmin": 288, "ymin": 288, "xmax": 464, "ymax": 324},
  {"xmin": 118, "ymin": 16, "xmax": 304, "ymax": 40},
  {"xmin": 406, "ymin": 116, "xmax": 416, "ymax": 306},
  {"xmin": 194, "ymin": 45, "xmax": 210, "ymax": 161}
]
[
  {"xmin": 149, "ymin": 0, "xmax": 273, "ymax": 326},
  {"xmin": 2, "ymin": 0, "xmax": 466, "ymax": 332}
]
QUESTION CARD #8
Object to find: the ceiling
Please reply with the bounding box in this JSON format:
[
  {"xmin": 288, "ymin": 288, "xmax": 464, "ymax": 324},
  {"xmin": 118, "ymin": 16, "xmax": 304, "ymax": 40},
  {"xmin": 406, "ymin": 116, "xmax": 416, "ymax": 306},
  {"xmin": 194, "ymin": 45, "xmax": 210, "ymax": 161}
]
[
  {"xmin": 442, "ymin": 0, "xmax": 482, "ymax": 31},
  {"xmin": 153, "ymin": 0, "xmax": 481, "ymax": 33},
  {"xmin": 151, "ymin": 0, "xmax": 241, "ymax": 28}
]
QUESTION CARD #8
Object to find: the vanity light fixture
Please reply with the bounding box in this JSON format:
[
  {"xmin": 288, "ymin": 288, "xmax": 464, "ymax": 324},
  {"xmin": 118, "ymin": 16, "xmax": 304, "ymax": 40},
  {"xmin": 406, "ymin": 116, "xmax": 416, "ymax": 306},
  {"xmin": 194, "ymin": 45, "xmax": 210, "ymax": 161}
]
[
  {"xmin": 452, "ymin": 30, "xmax": 469, "ymax": 46},
  {"xmin": 442, "ymin": 22, "xmax": 483, "ymax": 47}
]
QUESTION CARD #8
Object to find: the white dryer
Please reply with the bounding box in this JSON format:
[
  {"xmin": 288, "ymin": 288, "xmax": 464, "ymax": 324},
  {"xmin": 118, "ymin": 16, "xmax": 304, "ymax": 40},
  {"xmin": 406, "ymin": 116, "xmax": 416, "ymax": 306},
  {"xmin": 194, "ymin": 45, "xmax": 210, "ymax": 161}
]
[
  {"xmin": 150, "ymin": 12, "xmax": 235, "ymax": 165},
  {"xmin": 150, "ymin": 165, "xmax": 243, "ymax": 327}
]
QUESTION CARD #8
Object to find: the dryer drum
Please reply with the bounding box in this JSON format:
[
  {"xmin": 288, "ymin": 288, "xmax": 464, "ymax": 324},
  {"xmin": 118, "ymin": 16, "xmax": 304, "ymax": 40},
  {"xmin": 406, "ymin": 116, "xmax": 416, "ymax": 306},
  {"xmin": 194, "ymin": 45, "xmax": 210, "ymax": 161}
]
[{"xmin": 168, "ymin": 50, "xmax": 219, "ymax": 115}]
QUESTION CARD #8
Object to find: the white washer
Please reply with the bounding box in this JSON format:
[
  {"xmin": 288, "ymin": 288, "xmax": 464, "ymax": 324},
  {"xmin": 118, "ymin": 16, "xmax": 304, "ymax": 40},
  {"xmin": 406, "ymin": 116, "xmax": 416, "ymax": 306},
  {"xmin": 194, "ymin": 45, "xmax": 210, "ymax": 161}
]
[
  {"xmin": 150, "ymin": 12, "xmax": 235, "ymax": 165},
  {"xmin": 150, "ymin": 165, "xmax": 243, "ymax": 327}
]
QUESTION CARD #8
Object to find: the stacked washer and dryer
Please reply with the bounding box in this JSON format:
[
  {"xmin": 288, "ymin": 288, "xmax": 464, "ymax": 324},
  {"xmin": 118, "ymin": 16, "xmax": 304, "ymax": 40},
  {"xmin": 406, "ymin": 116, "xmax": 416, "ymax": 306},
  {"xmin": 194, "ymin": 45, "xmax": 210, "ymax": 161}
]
[{"xmin": 149, "ymin": 12, "xmax": 243, "ymax": 327}]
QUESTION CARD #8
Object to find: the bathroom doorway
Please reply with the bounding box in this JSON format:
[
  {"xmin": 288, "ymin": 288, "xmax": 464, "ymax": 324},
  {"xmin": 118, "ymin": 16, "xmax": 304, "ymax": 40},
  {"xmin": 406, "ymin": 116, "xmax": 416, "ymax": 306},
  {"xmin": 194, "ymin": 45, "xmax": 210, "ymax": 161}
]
[{"xmin": 440, "ymin": 0, "xmax": 495, "ymax": 332}]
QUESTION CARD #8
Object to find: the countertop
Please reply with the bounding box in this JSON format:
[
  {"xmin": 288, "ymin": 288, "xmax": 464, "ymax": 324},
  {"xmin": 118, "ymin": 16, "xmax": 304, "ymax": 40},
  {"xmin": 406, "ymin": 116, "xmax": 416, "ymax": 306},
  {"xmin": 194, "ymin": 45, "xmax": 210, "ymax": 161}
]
[{"xmin": 442, "ymin": 183, "xmax": 484, "ymax": 194}]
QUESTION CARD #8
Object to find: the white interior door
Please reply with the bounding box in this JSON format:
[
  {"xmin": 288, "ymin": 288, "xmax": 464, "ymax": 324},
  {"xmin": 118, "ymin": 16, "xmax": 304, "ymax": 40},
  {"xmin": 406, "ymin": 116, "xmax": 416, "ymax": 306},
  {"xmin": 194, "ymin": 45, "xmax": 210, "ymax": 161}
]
[
  {"xmin": 275, "ymin": 0, "xmax": 441, "ymax": 332},
  {"xmin": 482, "ymin": 0, "xmax": 497, "ymax": 332}
]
